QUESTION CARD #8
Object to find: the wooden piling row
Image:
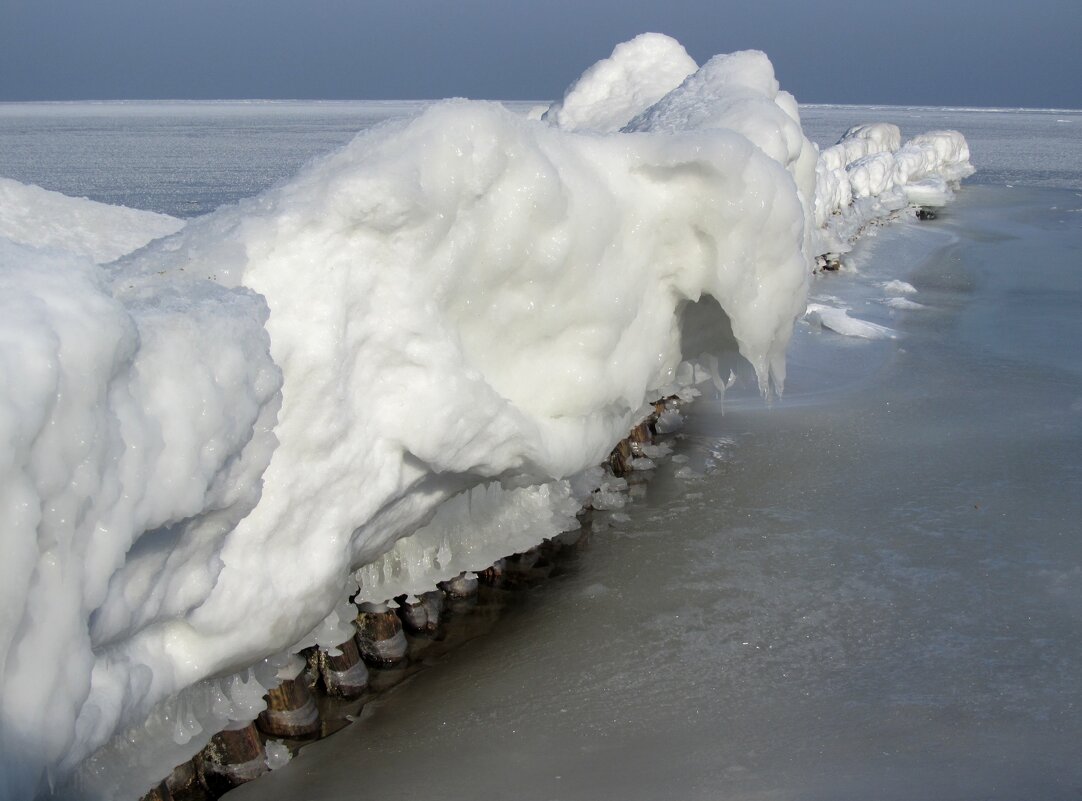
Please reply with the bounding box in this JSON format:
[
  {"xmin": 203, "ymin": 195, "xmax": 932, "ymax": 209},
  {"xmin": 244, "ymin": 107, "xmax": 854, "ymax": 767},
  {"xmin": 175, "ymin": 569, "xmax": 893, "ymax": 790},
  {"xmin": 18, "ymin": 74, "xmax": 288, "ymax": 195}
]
[{"xmin": 140, "ymin": 400, "xmax": 671, "ymax": 801}]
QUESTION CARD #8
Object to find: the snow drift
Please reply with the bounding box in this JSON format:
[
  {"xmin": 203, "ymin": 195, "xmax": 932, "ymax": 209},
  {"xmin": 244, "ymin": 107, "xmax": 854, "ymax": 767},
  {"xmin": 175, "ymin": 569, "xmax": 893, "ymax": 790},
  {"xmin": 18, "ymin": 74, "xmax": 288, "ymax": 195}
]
[
  {"xmin": 0, "ymin": 35, "xmax": 971, "ymax": 801},
  {"xmin": 814, "ymin": 123, "xmax": 974, "ymax": 250},
  {"xmin": 0, "ymin": 177, "xmax": 183, "ymax": 263}
]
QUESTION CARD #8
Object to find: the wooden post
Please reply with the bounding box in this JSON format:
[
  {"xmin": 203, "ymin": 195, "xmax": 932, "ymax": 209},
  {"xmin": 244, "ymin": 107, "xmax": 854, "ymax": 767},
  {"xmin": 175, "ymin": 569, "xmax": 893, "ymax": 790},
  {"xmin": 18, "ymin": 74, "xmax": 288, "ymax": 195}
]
[
  {"xmin": 608, "ymin": 437, "xmax": 633, "ymax": 476},
  {"xmin": 197, "ymin": 722, "xmax": 267, "ymax": 796},
  {"xmin": 477, "ymin": 559, "xmax": 506, "ymax": 586},
  {"xmin": 397, "ymin": 591, "xmax": 444, "ymax": 634},
  {"xmin": 318, "ymin": 635, "xmax": 369, "ymax": 698},
  {"xmin": 139, "ymin": 783, "xmax": 170, "ymax": 801},
  {"xmin": 421, "ymin": 590, "xmax": 445, "ymax": 631},
  {"xmin": 163, "ymin": 759, "xmax": 206, "ymax": 801},
  {"xmin": 256, "ymin": 677, "xmax": 321, "ymax": 738},
  {"xmin": 628, "ymin": 419, "xmax": 653, "ymax": 452},
  {"xmin": 439, "ymin": 571, "xmax": 478, "ymax": 599},
  {"xmin": 356, "ymin": 603, "xmax": 409, "ymax": 666}
]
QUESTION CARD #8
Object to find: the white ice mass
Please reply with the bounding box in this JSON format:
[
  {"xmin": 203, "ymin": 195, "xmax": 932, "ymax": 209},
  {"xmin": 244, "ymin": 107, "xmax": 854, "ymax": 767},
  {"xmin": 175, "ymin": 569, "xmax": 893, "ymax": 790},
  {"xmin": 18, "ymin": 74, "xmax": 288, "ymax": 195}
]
[{"xmin": 0, "ymin": 35, "xmax": 972, "ymax": 801}]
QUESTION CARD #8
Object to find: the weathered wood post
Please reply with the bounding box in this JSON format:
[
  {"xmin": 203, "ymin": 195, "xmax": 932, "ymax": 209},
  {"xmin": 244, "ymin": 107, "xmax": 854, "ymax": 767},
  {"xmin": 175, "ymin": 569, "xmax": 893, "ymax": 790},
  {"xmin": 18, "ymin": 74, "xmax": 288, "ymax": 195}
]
[
  {"xmin": 356, "ymin": 602, "xmax": 409, "ymax": 665},
  {"xmin": 318, "ymin": 635, "xmax": 369, "ymax": 698},
  {"xmin": 257, "ymin": 677, "xmax": 321, "ymax": 738},
  {"xmin": 197, "ymin": 722, "xmax": 267, "ymax": 795}
]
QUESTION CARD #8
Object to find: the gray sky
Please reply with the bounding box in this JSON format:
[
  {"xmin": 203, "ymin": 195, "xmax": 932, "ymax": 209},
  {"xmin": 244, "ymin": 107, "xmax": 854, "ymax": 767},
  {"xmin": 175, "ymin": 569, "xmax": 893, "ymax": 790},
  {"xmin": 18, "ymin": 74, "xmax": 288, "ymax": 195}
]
[{"xmin": 2, "ymin": 0, "xmax": 1080, "ymax": 108}]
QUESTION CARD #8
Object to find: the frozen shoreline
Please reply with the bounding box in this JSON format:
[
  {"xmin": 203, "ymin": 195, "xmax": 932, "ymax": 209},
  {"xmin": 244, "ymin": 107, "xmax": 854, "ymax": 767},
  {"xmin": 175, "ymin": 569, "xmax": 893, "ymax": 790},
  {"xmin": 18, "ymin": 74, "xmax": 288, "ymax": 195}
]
[
  {"xmin": 232, "ymin": 182, "xmax": 1082, "ymax": 801},
  {"xmin": 0, "ymin": 36, "xmax": 981, "ymax": 801}
]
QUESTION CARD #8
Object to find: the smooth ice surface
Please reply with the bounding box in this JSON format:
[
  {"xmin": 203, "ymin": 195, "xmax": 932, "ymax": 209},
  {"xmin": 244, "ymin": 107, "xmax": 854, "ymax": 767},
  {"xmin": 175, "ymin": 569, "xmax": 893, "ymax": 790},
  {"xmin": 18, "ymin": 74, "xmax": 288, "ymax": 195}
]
[
  {"xmin": 233, "ymin": 177, "xmax": 1082, "ymax": 801},
  {"xmin": 1, "ymin": 44, "xmax": 979, "ymax": 799}
]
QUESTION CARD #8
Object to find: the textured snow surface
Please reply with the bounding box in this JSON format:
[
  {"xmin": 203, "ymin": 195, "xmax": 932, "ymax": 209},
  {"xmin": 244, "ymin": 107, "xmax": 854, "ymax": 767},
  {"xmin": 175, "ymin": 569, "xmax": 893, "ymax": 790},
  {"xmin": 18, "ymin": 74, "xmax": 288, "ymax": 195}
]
[
  {"xmin": 0, "ymin": 178, "xmax": 183, "ymax": 263},
  {"xmin": 0, "ymin": 238, "xmax": 281, "ymax": 800},
  {"xmin": 0, "ymin": 35, "xmax": 972, "ymax": 801},
  {"xmin": 541, "ymin": 33, "xmax": 697, "ymax": 133},
  {"xmin": 814, "ymin": 124, "xmax": 973, "ymax": 251}
]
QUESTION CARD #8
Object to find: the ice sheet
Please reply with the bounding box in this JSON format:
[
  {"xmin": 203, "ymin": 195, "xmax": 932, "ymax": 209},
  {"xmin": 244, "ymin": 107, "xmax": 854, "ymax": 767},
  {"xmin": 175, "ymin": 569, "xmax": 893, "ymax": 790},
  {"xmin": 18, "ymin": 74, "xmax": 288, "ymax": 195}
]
[{"xmin": 0, "ymin": 37, "xmax": 976, "ymax": 801}]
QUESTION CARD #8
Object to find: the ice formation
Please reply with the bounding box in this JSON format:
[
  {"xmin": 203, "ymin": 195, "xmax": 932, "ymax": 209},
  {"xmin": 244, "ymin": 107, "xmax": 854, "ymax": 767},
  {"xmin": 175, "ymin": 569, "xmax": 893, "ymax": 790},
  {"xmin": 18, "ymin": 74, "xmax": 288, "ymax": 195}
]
[
  {"xmin": 0, "ymin": 34, "xmax": 972, "ymax": 801},
  {"xmin": 0, "ymin": 178, "xmax": 183, "ymax": 263},
  {"xmin": 541, "ymin": 33, "xmax": 697, "ymax": 133},
  {"xmin": 814, "ymin": 124, "xmax": 974, "ymax": 251},
  {"xmin": 805, "ymin": 302, "xmax": 898, "ymax": 340}
]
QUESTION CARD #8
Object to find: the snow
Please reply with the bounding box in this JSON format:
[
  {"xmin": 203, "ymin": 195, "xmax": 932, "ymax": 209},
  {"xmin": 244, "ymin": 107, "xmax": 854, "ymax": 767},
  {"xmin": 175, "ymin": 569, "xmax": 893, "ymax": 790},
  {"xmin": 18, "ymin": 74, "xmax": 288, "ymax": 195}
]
[
  {"xmin": 813, "ymin": 123, "xmax": 974, "ymax": 252},
  {"xmin": 0, "ymin": 34, "xmax": 975, "ymax": 801},
  {"xmin": 0, "ymin": 237, "xmax": 280, "ymax": 799},
  {"xmin": 541, "ymin": 33, "xmax": 697, "ymax": 133},
  {"xmin": 881, "ymin": 280, "xmax": 918, "ymax": 295},
  {"xmin": 622, "ymin": 50, "xmax": 819, "ymax": 261},
  {"xmin": 805, "ymin": 302, "xmax": 898, "ymax": 340},
  {"xmin": 883, "ymin": 296, "xmax": 927, "ymax": 310},
  {"xmin": 0, "ymin": 178, "xmax": 183, "ymax": 263},
  {"xmin": 623, "ymin": 50, "xmax": 810, "ymax": 174}
]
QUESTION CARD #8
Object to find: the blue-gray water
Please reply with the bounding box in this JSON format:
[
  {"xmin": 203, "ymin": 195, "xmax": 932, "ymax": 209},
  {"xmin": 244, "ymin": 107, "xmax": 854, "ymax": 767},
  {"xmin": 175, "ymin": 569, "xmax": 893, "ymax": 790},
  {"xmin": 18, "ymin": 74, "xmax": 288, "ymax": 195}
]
[{"xmin": 3, "ymin": 103, "xmax": 1079, "ymax": 800}]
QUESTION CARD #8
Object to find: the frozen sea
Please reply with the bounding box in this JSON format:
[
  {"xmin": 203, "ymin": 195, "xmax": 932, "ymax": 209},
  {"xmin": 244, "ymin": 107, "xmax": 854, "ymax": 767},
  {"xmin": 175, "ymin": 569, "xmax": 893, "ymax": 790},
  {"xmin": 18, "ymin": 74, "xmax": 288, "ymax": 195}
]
[{"xmin": 3, "ymin": 102, "xmax": 1081, "ymax": 800}]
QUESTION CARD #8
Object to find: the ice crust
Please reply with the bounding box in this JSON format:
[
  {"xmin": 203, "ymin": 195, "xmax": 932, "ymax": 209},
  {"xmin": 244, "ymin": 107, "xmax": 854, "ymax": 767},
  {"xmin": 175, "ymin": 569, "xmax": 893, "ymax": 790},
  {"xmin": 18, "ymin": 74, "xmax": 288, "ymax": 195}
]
[
  {"xmin": 541, "ymin": 33, "xmax": 697, "ymax": 133},
  {"xmin": 0, "ymin": 35, "xmax": 972, "ymax": 801},
  {"xmin": 0, "ymin": 178, "xmax": 184, "ymax": 264},
  {"xmin": 814, "ymin": 124, "xmax": 974, "ymax": 251}
]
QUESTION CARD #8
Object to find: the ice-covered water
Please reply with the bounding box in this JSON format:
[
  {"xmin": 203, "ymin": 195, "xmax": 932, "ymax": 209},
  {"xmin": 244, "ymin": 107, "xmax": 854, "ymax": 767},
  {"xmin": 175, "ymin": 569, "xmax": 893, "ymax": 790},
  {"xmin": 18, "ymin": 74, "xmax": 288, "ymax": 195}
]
[
  {"xmin": 0, "ymin": 101, "xmax": 430, "ymax": 217},
  {"xmin": 233, "ymin": 180, "xmax": 1082, "ymax": 801},
  {"xmin": 0, "ymin": 100, "xmax": 542, "ymax": 218},
  {"xmin": 3, "ymin": 102, "xmax": 1074, "ymax": 221},
  {"xmin": 0, "ymin": 42, "xmax": 1064, "ymax": 800},
  {"xmin": 802, "ymin": 104, "xmax": 1082, "ymax": 190}
]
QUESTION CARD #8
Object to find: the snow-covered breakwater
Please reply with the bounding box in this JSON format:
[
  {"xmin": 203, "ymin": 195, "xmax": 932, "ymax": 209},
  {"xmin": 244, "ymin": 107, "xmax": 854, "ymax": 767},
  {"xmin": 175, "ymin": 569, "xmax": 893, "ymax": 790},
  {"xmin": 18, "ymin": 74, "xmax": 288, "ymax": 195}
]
[{"xmin": 0, "ymin": 34, "xmax": 971, "ymax": 800}]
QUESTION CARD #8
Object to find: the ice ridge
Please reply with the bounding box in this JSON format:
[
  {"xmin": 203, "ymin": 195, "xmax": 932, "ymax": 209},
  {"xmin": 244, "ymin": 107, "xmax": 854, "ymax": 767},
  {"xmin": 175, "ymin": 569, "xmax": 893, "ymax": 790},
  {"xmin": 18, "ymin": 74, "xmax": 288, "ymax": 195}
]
[{"xmin": 0, "ymin": 34, "xmax": 971, "ymax": 801}]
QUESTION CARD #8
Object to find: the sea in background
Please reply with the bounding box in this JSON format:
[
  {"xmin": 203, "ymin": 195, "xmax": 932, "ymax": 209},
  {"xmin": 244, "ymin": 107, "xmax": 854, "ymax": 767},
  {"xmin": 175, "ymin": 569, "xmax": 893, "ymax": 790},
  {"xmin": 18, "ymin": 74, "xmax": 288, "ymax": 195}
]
[
  {"xmin": 2, "ymin": 102, "xmax": 1081, "ymax": 215},
  {"xmin": 3, "ymin": 103, "xmax": 1081, "ymax": 800}
]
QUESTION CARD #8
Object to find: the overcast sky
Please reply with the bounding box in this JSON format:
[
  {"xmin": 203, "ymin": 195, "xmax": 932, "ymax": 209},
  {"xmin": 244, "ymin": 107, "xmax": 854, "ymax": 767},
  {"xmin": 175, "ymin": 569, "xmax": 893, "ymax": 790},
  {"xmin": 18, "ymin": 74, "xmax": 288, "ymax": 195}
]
[{"xmin": 2, "ymin": 0, "xmax": 1080, "ymax": 108}]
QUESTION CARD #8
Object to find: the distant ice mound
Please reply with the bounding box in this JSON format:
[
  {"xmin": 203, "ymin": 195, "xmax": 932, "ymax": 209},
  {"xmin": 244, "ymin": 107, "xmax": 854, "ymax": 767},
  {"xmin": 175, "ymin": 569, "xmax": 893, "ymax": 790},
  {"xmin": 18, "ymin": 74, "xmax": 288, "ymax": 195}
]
[
  {"xmin": 0, "ymin": 33, "xmax": 972, "ymax": 801},
  {"xmin": 542, "ymin": 32, "xmax": 697, "ymax": 133},
  {"xmin": 815, "ymin": 124, "xmax": 974, "ymax": 250},
  {"xmin": 544, "ymin": 44, "xmax": 972, "ymax": 257}
]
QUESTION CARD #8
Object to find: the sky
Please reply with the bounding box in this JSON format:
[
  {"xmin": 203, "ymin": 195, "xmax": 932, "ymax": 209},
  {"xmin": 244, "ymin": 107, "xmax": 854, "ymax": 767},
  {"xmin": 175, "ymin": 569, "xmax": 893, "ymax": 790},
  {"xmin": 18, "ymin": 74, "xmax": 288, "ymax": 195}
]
[{"xmin": 2, "ymin": 0, "xmax": 1081, "ymax": 108}]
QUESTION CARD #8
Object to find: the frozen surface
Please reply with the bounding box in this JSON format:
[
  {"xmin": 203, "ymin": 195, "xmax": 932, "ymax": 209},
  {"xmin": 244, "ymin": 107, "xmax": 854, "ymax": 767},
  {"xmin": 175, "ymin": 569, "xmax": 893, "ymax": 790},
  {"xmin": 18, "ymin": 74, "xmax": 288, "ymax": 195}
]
[
  {"xmin": 804, "ymin": 302, "xmax": 897, "ymax": 339},
  {"xmin": 813, "ymin": 123, "xmax": 973, "ymax": 252},
  {"xmin": 623, "ymin": 50, "xmax": 812, "ymax": 181},
  {"xmin": 541, "ymin": 33, "xmax": 696, "ymax": 133},
  {"xmin": 0, "ymin": 101, "xmax": 434, "ymax": 218},
  {"xmin": 802, "ymin": 104, "xmax": 1082, "ymax": 190},
  {"xmin": 233, "ymin": 182, "xmax": 1082, "ymax": 801},
  {"xmin": 0, "ymin": 178, "xmax": 182, "ymax": 262},
  {"xmin": 0, "ymin": 44, "xmax": 983, "ymax": 801}
]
